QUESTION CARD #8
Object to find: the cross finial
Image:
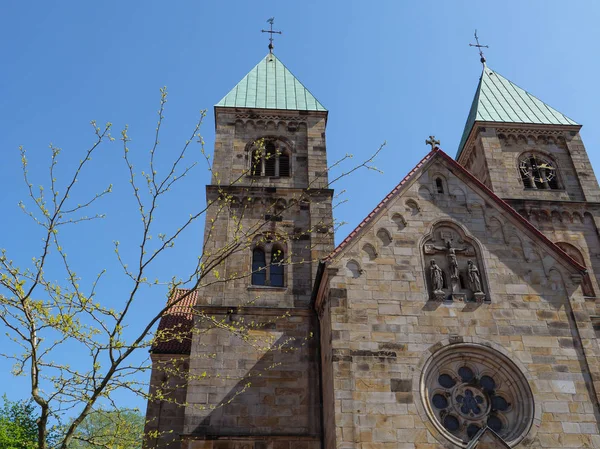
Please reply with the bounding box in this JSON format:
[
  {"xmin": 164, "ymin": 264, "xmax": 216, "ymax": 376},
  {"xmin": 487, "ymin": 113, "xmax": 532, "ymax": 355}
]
[
  {"xmin": 426, "ymin": 135, "xmax": 440, "ymax": 150},
  {"xmin": 469, "ymin": 30, "xmax": 489, "ymax": 66},
  {"xmin": 261, "ymin": 17, "xmax": 282, "ymax": 53}
]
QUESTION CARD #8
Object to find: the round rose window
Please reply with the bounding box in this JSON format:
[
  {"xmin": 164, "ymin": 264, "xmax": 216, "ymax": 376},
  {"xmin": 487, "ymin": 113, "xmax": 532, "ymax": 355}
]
[{"xmin": 421, "ymin": 344, "xmax": 534, "ymax": 446}]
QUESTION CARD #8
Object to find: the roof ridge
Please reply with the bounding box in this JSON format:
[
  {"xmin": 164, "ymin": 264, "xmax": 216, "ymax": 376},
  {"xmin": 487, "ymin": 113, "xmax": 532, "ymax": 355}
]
[{"xmin": 326, "ymin": 147, "xmax": 585, "ymax": 274}]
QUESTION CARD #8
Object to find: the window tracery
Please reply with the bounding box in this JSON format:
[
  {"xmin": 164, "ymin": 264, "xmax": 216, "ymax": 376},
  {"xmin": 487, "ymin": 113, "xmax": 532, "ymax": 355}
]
[
  {"xmin": 422, "ymin": 344, "xmax": 534, "ymax": 447},
  {"xmin": 518, "ymin": 153, "xmax": 560, "ymax": 190}
]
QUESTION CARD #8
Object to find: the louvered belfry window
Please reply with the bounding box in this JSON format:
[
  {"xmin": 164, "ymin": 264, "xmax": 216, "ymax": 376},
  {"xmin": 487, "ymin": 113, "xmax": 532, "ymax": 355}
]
[{"xmin": 249, "ymin": 139, "xmax": 290, "ymax": 178}]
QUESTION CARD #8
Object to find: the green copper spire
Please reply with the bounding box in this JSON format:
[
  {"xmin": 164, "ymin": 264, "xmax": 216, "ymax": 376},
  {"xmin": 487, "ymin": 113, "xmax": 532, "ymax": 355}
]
[
  {"xmin": 216, "ymin": 53, "xmax": 327, "ymax": 112},
  {"xmin": 457, "ymin": 66, "xmax": 578, "ymax": 158}
]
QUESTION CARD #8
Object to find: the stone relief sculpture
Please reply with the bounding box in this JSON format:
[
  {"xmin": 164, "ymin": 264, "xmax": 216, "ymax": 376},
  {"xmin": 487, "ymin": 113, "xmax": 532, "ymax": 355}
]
[
  {"xmin": 430, "ymin": 260, "xmax": 444, "ymax": 291},
  {"xmin": 423, "ymin": 225, "xmax": 487, "ymax": 302}
]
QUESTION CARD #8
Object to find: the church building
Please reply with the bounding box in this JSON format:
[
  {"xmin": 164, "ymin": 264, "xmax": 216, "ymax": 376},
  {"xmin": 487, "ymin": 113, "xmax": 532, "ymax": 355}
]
[{"xmin": 143, "ymin": 42, "xmax": 600, "ymax": 449}]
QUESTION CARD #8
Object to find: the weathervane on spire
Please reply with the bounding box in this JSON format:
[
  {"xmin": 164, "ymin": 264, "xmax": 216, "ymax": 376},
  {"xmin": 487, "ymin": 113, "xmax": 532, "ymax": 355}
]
[
  {"xmin": 469, "ymin": 30, "xmax": 489, "ymax": 66},
  {"xmin": 261, "ymin": 17, "xmax": 282, "ymax": 53}
]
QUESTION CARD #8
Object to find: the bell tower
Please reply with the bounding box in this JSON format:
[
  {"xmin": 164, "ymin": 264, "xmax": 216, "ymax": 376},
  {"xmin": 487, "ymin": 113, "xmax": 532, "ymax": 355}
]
[
  {"xmin": 456, "ymin": 63, "xmax": 600, "ymax": 298},
  {"xmin": 178, "ymin": 50, "xmax": 332, "ymax": 448}
]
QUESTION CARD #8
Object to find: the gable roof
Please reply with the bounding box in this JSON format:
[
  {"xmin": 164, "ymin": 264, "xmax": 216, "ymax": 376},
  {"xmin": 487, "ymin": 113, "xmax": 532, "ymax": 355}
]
[
  {"xmin": 151, "ymin": 288, "xmax": 197, "ymax": 354},
  {"xmin": 457, "ymin": 66, "xmax": 579, "ymax": 158},
  {"xmin": 327, "ymin": 147, "xmax": 585, "ymax": 274},
  {"xmin": 215, "ymin": 53, "xmax": 327, "ymax": 112}
]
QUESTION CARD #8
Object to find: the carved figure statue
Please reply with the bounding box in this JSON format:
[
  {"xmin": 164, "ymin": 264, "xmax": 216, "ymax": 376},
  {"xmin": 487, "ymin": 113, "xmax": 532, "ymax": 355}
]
[
  {"xmin": 467, "ymin": 259, "xmax": 482, "ymax": 293},
  {"xmin": 427, "ymin": 240, "xmax": 466, "ymax": 280},
  {"xmin": 447, "ymin": 243, "xmax": 460, "ymax": 279},
  {"xmin": 430, "ymin": 259, "xmax": 444, "ymax": 292}
]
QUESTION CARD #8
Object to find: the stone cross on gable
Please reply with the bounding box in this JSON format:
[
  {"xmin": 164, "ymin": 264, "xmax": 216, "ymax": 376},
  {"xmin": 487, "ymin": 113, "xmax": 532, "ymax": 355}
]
[{"xmin": 426, "ymin": 135, "xmax": 440, "ymax": 150}]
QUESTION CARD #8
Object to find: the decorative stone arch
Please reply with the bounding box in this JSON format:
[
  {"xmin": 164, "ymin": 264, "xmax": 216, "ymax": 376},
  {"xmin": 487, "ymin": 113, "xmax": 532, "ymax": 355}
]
[
  {"xmin": 345, "ymin": 259, "xmax": 362, "ymax": 278},
  {"xmin": 418, "ymin": 185, "xmax": 432, "ymax": 200},
  {"xmin": 376, "ymin": 228, "xmax": 392, "ymax": 247},
  {"xmin": 391, "ymin": 212, "xmax": 407, "ymax": 231},
  {"xmin": 413, "ymin": 338, "xmax": 539, "ymax": 449},
  {"xmin": 405, "ymin": 199, "xmax": 420, "ymax": 215},
  {"xmin": 517, "ymin": 150, "xmax": 562, "ymax": 190},
  {"xmin": 420, "ymin": 220, "xmax": 489, "ymax": 302},
  {"xmin": 362, "ymin": 243, "xmax": 377, "ymax": 261},
  {"xmin": 245, "ymin": 136, "xmax": 293, "ymax": 178},
  {"xmin": 555, "ymin": 242, "xmax": 595, "ymax": 297}
]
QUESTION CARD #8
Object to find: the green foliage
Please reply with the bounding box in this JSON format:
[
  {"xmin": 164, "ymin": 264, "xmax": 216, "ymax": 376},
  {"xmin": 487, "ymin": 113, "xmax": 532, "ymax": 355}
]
[
  {"xmin": 67, "ymin": 409, "xmax": 144, "ymax": 449},
  {"xmin": 0, "ymin": 395, "xmax": 38, "ymax": 449}
]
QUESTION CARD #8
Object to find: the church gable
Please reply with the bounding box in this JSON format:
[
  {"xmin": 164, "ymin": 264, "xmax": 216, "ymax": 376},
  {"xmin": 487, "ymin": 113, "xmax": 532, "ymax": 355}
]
[
  {"xmin": 326, "ymin": 148, "xmax": 584, "ymax": 303},
  {"xmin": 316, "ymin": 149, "xmax": 597, "ymax": 448}
]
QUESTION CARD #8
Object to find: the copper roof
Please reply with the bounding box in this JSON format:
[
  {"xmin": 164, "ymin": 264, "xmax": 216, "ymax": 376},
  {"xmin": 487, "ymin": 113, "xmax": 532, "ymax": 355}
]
[
  {"xmin": 457, "ymin": 66, "xmax": 578, "ymax": 157},
  {"xmin": 327, "ymin": 147, "xmax": 586, "ymax": 274},
  {"xmin": 151, "ymin": 288, "xmax": 198, "ymax": 354},
  {"xmin": 215, "ymin": 53, "xmax": 326, "ymax": 111}
]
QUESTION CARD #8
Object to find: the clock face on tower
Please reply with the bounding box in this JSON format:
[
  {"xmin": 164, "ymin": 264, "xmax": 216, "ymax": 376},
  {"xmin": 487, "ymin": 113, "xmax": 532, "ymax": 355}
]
[{"xmin": 519, "ymin": 154, "xmax": 558, "ymax": 189}]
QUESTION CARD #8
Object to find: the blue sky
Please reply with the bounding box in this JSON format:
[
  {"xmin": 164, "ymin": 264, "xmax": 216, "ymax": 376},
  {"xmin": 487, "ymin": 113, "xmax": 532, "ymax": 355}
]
[{"xmin": 1, "ymin": 0, "xmax": 599, "ymax": 414}]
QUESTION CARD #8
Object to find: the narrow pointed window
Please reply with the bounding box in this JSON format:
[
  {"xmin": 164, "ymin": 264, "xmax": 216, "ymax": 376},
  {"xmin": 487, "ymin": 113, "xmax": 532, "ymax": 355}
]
[
  {"xmin": 435, "ymin": 177, "xmax": 444, "ymax": 194},
  {"xmin": 279, "ymin": 152, "xmax": 290, "ymax": 177},
  {"xmin": 251, "ymin": 149, "xmax": 262, "ymax": 176},
  {"xmin": 270, "ymin": 246, "xmax": 285, "ymax": 287},
  {"xmin": 251, "ymin": 248, "xmax": 267, "ymax": 285},
  {"xmin": 264, "ymin": 141, "xmax": 277, "ymax": 177}
]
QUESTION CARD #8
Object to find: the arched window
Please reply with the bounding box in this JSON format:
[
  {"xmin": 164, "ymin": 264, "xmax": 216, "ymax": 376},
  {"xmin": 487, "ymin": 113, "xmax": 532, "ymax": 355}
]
[
  {"xmin": 248, "ymin": 139, "xmax": 291, "ymax": 178},
  {"xmin": 264, "ymin": 141, "xmax": 277, "ymax": 177},
  {"xmin": 251, "ymin": 149, "xmax": 262, "ymax": 176},
  {"xmin": 251, "ymin": 244, "xmax": 286, "ymax": 287},
  {"xmin": 435, "ymin": 177, "xmax": 444, "ymax": 194},
  {"xmin": 270, "ymin": 246, "xmax": 285, "ymax": 287},
  {"xmin": 279, "ymin": 152, "xmax": 290, "ymax": 177},
  {"xmin": 518, "ymin": 153, "xmax": 560, "ymax": 190},
  {"xmin": 251, "ymin": 248, "xmax": 267, "ymax": 285}
]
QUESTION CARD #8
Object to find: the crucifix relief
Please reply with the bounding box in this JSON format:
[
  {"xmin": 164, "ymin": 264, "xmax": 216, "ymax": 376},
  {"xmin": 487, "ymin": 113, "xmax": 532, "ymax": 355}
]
[{"xmin": 423, "ymin": 226, "xmax": 486, "ymax": 302}]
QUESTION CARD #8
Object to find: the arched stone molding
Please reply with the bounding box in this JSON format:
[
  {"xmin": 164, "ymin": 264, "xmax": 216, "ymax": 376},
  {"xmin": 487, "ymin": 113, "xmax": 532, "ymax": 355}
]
[
  {"xmin": 345, "ymin": 259, "xmax": 362, "ymax": 278},
  {"xmin": 376, "ymin": 228, "xmax": 392, "ymax": 247},
  {"xmin": 405, "ymin": 199, "xmax": 420, "ymax": 215},
  {"xmin": 555, "ymin": 242, "xmax": 595, "ymax": 297},
  {"xmin": 391, "ymin": 213, "xmax": 407, "ymax": 231},
  {"xmin": 362, "ymin": 243, "xmax": 377, "ymax": 261},
  {"xmin": 418, "ymin": 185, "xmax": 433, "ymax": 200}
]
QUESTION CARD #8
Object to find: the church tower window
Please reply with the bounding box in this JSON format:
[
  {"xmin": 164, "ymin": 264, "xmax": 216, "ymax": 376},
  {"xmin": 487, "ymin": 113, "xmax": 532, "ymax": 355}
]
[
  {"xmin": 270, "ymin": 246, "xmax": 285, "ymax": 287},
  {"xmin": 249, "ymin": 139, "xmax": 291, "ymax": 178},
  {"xmin": 518, "ymin": 153, "xmax": 560, "ymax": 190},
  {"xmin": 251, "ymin": 244, "xmax": 286, "ymax": 287},
  {"xmin": 251, "ymin": 248, "xmax": 267, "ymax": 285}
]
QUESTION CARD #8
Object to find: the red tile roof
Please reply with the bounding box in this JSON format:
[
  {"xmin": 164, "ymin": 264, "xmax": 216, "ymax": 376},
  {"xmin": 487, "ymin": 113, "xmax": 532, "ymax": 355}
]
[
  {"xmin": 151, "ymin": 288, "xmax": 198, "ymax": 354},
  {"xmin": 327, "ymin": 147, "xmax": 586, "ymax": 273}
]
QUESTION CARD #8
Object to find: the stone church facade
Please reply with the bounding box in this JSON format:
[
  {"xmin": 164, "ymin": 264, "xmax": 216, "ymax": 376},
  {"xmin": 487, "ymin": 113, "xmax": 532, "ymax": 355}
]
[{"xmin": 144, "ymin": 52, "xmax": 600, "ymax": 449}]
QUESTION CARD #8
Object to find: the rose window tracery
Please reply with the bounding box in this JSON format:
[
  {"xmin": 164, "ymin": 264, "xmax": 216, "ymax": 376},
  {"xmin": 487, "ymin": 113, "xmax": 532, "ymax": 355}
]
[
  {"xmin": 422, "ymin": 344, "xmax": 534, "ymax": 447},
  {"xmin": 519, "ymin": 154, "xmax": 559, "ymax": 190}
]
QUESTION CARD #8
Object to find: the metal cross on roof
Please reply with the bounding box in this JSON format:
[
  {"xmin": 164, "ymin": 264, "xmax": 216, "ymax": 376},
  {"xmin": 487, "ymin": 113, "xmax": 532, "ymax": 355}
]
[
  {"xmin": 469, "ymin": 30, "xmax": 489, "ymax": 66},
  {"xmin": 426, "ymin": 135, "xmax": 440, "ymax": 150},
  {"xmin": 261, "ymin": 17, "xmax": 282, "ymax": 53}
]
